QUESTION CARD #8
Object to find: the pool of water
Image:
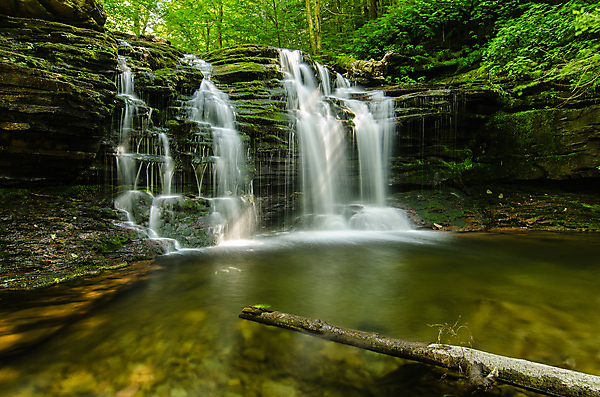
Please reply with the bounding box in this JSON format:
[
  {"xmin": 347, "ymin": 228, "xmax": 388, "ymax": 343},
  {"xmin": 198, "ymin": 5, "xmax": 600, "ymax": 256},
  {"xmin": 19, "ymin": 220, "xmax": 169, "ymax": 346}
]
[{"xmin": 1, "ymin": 231, "xmax": 600, "ymax": 396}]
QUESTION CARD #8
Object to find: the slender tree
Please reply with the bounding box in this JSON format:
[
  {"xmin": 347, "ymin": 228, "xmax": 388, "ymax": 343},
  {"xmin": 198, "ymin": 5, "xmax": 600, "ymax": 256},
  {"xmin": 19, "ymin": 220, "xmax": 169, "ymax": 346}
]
[
  {"xmin": 272, "ymin": 0, "xmax": 282, "ymax": 47},
  {"xmin": 315, "ymin": 0, "xmax": 322, "ymax": 51},
  {"xmin": 306, "ymin": 0, "xmax": 317, "ymax": 53},
  {"xmin": 369, "ymin": 0, "xmax": 377, "ymax": 19}
]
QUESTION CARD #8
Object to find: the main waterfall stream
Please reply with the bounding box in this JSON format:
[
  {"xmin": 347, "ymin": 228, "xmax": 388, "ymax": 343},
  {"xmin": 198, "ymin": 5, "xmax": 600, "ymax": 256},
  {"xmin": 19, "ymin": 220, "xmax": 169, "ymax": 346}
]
[{"xmin": 279, "ymin": 49, "xmax": 408, "ymax": 231}]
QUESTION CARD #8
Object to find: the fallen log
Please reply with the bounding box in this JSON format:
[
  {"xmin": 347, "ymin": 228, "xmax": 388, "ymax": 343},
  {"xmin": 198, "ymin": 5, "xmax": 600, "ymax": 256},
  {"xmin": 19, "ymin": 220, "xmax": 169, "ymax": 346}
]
[{"xmin": 239, "ymin": 306, "xmax": 600, "ymax": 397}]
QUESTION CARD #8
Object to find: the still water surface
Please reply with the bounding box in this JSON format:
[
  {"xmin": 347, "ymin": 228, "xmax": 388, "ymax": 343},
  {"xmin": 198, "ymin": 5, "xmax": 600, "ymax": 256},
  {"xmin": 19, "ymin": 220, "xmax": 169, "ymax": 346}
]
[{"xmin": 1, "ymin": 231, "xmax": 600, "ymax": 396}]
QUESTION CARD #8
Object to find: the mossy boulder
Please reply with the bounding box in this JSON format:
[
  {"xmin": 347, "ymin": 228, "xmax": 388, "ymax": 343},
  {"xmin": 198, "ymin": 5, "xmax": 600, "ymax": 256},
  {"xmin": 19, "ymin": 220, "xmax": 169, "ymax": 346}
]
[
  {"xmin": 202, "ymin": 44, "xmax": 283, "ymax": 84},
  {"xmin": 464, "ymin": 92, "xmax": 600, "ymax": 183}
]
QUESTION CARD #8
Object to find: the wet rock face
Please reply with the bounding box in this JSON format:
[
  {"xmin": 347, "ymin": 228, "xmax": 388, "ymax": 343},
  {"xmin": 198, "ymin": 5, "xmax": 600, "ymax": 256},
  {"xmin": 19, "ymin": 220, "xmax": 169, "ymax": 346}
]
[
  {"xmin": 0, "ymin": 15, "xmax": 117, "ymax": 185},
  {"xmin": 0, "ymin": 0, "xmax": 106, "ymax": 31},
  {"xmin": 463, "ymin": 87, "xmax": 600, "ymax": 184}
]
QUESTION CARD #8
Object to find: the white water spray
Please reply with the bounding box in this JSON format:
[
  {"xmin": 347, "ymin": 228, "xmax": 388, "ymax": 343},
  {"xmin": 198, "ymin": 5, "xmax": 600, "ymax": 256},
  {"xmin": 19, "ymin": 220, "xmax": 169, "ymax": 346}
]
[
  {"xmin": 186, "ymin": 59, "xmax": 256, "ymax": 243},
  {"xmin": 113, "ymin": 56, "xmax": 182, "ymax": 250},
  {"xmin": 280, "ymin": 49, "xmax": 410, "ymax": 231}
]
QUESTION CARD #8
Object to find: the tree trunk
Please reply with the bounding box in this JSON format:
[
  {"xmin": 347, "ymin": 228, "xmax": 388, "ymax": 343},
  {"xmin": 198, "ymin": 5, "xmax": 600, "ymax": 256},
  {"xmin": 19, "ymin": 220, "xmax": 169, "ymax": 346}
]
[
  {"xmin": 205, "ymin": 23, "xmax": 210, "ymax": 52},
  {"xmin": 133, "ymin": 5, "xmax": 141, "ymax": 36},
  {"xmin": 239, "ymin": 306, "xmax": 600, "ymax": 397},
  {"xmin": 314, "ymin": 0, "xmax": 322, "ymax": 52},
  {"xmin": 369, "ymin": 0, "xmax": 377, "ymax": 19},
  {"xmin": 217, "ymin": 2, "xmax": 223, "ymax": 48},
  {"xmin": 305, "ymin": 0, "xmax": 317, "ymax": 53},
  {"xmin": 272, "ymin": 0, "xmax": 282, "ymax": 48}
]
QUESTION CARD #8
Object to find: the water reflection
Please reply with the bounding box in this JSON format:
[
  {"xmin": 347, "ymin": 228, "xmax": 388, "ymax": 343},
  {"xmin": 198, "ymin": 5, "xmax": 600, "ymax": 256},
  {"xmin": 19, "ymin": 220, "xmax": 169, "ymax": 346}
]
[{"xmin": 1, "ymin": 232, "xmax": 600, "ymax": 396}]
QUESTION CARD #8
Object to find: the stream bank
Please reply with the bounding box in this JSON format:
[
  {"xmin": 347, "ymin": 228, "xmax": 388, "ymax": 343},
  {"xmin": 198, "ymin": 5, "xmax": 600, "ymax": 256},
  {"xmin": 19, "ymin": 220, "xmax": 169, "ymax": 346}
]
[{"xmin": 0, "ymin": 185, "xmax": 162, "ymax": 291}]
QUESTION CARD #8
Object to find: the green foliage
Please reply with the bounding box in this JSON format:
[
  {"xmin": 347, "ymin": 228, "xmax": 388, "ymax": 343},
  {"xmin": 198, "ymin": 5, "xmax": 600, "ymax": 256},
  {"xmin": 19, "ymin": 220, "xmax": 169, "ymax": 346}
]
[
  {"xmin": 344, "ymin": 0, "xmax": 523, "ymax": 79},
  {"xmin": 101, "ymin": 0, "xmax": 309, "ymax": 53},
  {"xmin": 483, "ymin": 0, "xmax": 600, "ymax": 91},
  {"xmin": 101, "ymin": 0, "xmax": 162, "ymax": 36},
  {"xmin": 347, "ymin": 0, "xmax": 523, "ymax": 59},
  {"xmin": 98, "ymin": 0, "xmax": 598, "ymax": 91},
  {"xmin": 252, "ymin": 304, "xmax": 271, "ymax": 309},
  {"xmin": 347, "ymin": 9, "xmax": 409, "ymax": 59},
  {"xmin": 574, "ymin": 6, "xmax": 600, "ymax": 35}
]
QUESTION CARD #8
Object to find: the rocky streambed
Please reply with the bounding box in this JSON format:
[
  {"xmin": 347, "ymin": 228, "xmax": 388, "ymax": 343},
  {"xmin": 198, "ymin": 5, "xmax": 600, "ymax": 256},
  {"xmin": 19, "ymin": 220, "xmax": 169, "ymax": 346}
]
[{"xmin": 0, "ymin": 185, "xmax": 163, "ymax": 291}]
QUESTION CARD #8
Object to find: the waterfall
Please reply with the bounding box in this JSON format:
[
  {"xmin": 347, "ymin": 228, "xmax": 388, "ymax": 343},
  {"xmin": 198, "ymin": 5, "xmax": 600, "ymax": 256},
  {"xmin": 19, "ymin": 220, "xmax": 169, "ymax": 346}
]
[
  {"xmin": 185, "ymin": 57, "xmax": 256, "ymax": 243},
  {"xmin": 279, "ymin": 49, "xmax": 410, "ymax": 231},
  {"xmin": 113, "ymin": 55, "xmax": 182, "ymax": 251},
  {"xmin": 113, "ymin": 48, "xmax": 410, "ymax": 252},
  {"xmin": 113, "ymin": 53, "xmax": 255, "ymax": 250}
]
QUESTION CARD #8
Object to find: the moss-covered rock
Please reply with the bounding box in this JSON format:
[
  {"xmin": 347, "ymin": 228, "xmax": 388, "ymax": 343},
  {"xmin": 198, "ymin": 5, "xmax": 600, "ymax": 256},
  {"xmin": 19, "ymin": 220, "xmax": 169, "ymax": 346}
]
[
  {"xmin": 0, "ymin": 15, "xmax": 117, "ymax": 185},
  {"xmin": 465, "ymin": 100, "xmax": 600, "ymax": 183},
  {"xmin": 202, "ymin": 44, "xmax": 280, "ymax": 66},
  {"xmin": 201, "ymin": 44, "xmax": 284, "ymax": 84}
]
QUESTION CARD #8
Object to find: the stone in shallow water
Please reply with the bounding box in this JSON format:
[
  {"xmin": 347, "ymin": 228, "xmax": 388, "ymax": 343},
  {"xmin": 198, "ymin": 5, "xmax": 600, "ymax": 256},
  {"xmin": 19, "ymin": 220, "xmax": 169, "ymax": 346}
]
[
  {"xmin": 169, "ymin": 387, "xmax": 188, "ymax": 397},
  {"xmin": 58, "ymin": 370, "xmax": 97, "ymax": 394},
  {"xmin": 261, "ymin": 380, "xmax": 297, "ymax": 397}
]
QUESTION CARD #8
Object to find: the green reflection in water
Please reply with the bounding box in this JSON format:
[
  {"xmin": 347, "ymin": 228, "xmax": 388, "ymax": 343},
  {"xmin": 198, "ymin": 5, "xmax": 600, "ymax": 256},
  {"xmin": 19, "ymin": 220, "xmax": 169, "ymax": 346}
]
[{"xmin": 1, "ymin": 231, "xmax": 600, "ymax": 397}]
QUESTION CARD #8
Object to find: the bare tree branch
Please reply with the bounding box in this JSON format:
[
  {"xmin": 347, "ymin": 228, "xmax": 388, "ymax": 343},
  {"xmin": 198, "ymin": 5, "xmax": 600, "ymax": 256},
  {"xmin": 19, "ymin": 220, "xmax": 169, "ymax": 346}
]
[{"xmin": 239, "ymin": 306, "xmax": 600, "ymax": 397}]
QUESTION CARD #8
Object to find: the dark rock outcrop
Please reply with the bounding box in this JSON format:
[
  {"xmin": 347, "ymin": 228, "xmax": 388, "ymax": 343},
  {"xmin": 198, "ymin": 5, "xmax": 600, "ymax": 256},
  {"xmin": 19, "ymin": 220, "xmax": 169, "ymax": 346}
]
[
  {"xmin": 465, "ymin": 84, "xmax": 600, "ymax": 183},
  {"xmin": 0, "ymin": 0, "xmax": 106, "ymax": 31},
  {"xmin": 383, "ymin": 82, "xmax": 600, "ymax": 189},
  {"xmin": 0, "ymin": 15, "xmax": 117, "ymax": 185},
  {"xmin": 383, "ymin": 86, "xmax": 502, "ymax": 190}
]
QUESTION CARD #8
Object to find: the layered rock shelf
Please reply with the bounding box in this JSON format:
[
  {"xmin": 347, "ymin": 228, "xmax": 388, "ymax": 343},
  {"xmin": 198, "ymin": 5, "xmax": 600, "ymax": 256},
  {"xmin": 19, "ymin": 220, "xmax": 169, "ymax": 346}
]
[{"xmin": 0, "ymin": 15, "xmax": 117, "ymax": 184}]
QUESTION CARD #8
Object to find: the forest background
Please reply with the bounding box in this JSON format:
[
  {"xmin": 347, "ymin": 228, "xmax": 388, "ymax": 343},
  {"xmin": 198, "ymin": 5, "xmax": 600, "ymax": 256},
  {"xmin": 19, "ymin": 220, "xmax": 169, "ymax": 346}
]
[{"xmin": 100, "ymin": 0, "xmax": 600, "ymax": 92}]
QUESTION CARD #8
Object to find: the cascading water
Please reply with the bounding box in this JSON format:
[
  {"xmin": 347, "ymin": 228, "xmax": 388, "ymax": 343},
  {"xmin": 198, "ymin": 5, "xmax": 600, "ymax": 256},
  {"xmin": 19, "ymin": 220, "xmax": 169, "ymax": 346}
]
[
  {"xmin": 280, "ymin": 49, "xmax": 410, "ymax": 231},
  {"xmin": 114, "ymin": 47, "xmax": 409, "ymax": 252},
  {"xmin": 113, "ymin": 55, "xmax": 182, "ymax": 251},
  {"xmin": 113, "ymin": 52, "xmax": 255, "ymax": 250},
  {"xmin": 280, "ymin": 50, "xmax": 348, "ymax": 227},
  {"xmin": 185, "ymin": 62, "xmax": 256, "ymax": 243}
]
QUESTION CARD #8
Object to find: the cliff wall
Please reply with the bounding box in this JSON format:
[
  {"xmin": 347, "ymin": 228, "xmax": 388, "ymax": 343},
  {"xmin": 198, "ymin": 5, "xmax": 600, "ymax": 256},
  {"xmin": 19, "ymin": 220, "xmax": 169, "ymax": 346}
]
[{"xmin": 1, "ymin": 13, "xmax": 599, "ymax": 194}]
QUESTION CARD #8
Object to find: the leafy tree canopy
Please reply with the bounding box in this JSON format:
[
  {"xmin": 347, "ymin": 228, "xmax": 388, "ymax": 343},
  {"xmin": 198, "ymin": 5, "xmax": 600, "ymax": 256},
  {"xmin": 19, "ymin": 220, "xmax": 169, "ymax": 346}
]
[{"xmin": 98, "ymin": 0, "xmax": 600, "ymax": 92}]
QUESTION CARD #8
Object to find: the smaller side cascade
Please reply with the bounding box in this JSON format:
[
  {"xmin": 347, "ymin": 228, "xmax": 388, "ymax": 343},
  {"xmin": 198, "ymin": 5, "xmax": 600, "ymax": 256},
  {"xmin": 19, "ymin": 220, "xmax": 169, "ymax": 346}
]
[
  {"xmin": 185, "ymin": 55, "xmax": 257, "ymax": 243},
  {"xmin": 113, "ymin": 49, "xmax": 255, "ymax": 251}
]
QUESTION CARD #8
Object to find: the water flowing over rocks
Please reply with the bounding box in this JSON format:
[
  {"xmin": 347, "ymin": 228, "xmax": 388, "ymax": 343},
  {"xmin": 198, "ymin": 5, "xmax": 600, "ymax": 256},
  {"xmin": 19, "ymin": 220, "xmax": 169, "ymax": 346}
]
[
  {"xmin": 0, "ymin": 11, "xmax": 599, "ymax": 294},
  {"xmin": 1, "ymin": 14, "xmax": 599, "ymax": 192}
]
